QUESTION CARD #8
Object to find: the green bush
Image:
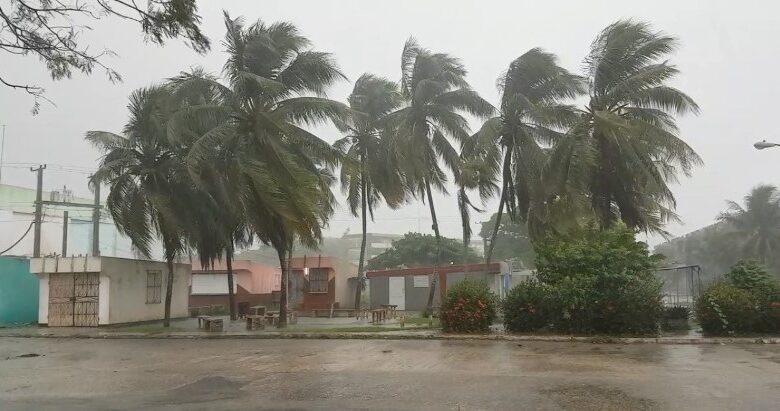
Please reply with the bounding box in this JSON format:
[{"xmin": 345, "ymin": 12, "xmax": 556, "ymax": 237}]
[
  {"xmin": 440, "ymin": 280, "xmax": 497, "ymax": 334},
  {"xmin": 502, "ymin": 280, "xmax": 555, "ymax": 332},
  {"xmin": 723, "ymin": 261, "xmax": 780, "ymax": 333},
  {"xmin": 503, "ymin": 225, "xmax": 665, "ymax": 336},
  {"xmin": 695, "ymin": 283, "xmax": 758, "ymax": 335},
  {"xmin": 664, "ymin": 305, "xmax": 691, "ymax": 320}
]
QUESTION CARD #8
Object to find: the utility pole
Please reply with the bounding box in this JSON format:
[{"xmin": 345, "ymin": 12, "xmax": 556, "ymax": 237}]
[
  {"xmin": 31, "ymin": 165, "xmax": 46, "ymax": 257},
  {"xmin": 92, "ymin": 182, "xmax": 100, "ymax": 256},
  {"xmin": 62, "ymin": 210, "xmax": 68, "ymax": 256},
  {"xmin": 0, "ymin": 125, "xmax": 5, "ymax": 185}
]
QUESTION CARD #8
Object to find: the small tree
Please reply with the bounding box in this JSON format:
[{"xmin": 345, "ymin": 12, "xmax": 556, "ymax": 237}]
[
  {"xmin": 1, "ymin": 0, "xmax": 210, "ymax": 112},
  {"xmin": 366, "ymin": 233, "xmax": 481, "ymax": 270}
]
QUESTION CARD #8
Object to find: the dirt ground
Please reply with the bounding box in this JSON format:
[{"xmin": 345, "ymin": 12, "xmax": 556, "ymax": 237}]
[{"xmin": 1, "ymin": 338, "xmax": 779, "ymax": 410}]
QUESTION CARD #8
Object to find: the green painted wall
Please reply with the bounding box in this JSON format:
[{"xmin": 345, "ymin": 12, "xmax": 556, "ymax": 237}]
[{"xmin": 0, "ymin": 256, "xmax": 38, "ymax": 325}]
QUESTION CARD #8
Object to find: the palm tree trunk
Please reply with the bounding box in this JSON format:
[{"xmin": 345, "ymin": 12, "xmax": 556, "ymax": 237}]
[
  {"xmin": 354, "ymin": 162, "xmax": 368, "ymax": 310},
  {"xmin": 277, "ymin": 246, "xmax": 288, "ymax": 329},
  {"xmin": 163, "ymin": 257, "xmax": 175, "ymax": 327},
  {"xmin": 486, "ymin": 178, "xmax": 508, "ymax": 264},
  {"xmin": 226, "ymin": 245, "xmax": 237, "ymax": 321},
  {"xmin": 424, "ymin": 177, "xmax": 441, "ymax": 314}
]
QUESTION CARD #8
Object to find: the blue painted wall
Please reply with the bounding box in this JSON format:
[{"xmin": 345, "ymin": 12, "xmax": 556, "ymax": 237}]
[{"xmin": 0, "ymin": 256, "xmax": 38, "ymax": 325}]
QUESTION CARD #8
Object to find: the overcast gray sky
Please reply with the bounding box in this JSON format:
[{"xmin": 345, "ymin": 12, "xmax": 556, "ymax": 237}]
[{"xmin": 1, "ymin": 0, "xmax": 778, "ymax": 245}]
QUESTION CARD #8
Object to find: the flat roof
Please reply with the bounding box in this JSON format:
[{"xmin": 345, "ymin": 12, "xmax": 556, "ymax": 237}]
[{"xmin": 366, "ymin": 262, "xmax": 502, "ymax": 278}]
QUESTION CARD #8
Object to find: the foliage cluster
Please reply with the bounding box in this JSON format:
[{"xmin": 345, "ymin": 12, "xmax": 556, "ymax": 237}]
[
  {"xmin": 502, "ymin": 225, "xmax": 664, "ymax": 335},
  {"xmin": 440, "ymin": 280, "xmax": 498, "ymax": 333},
  {"xmin": 696, "ymin": 261, "xmax": 780, "ymax": 335}
]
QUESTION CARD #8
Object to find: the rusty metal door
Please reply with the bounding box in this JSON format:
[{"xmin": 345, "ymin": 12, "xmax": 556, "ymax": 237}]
[{"xmin": 48, "ymin": 273, "xmax": 99, "ymax": 327}]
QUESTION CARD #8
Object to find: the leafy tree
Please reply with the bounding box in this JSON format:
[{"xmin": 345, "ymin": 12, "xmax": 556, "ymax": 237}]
[
  {"xmin": 473, "ymin": 49, "xmax": 583, "ymax": 258},
  {"xmin": 548, "ymin": 20, "xmax": 701, "ymax": 235},
  {"xmin": 478, "ymin": 212, "xmax": 534, "ymax": 268},
  {"xmin": 718, "ymin": 184, "xmax": 780, "ymax": 269},
  {"xmin": 386, "ymin": 38, "xmax": 493, "ymax": 311},
  {"xmin": 334, "ymin": 74, "xmax": 406, "ymax": 309},
  {"xmin": 87, "ymin": 85, "xmax": 199, "ymax": 327},
  {"xmin": 1, "ymin": 0, "xmax": 210, "ymax": 112},
  {"xmin": 366, "ymin": 232, "xmax": 481, "ymax": 270},
  {"xmin": 170, "ymin": 13, "xmax": 346, "ymax": 327}
]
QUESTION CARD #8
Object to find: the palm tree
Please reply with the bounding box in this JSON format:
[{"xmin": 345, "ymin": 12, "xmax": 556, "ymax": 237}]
[
  {"xmin": 719, "ymin": 184, "xmax": 780, "ymax": 267},
  {"xmin": 87, "ymin": 85, "xmax": 198, "ymax": 327},
  {"xmin": 549, "ymin": 20, "xmax": 701, "ymax": 234},
  {"xmin": 334, "ymin": 74, "xmax": 406, "ymax": 310},
  {"xmin": 386, "ymin": 38, "xmax": 494, "ymax": 311},
  {"xmin": 170, "ymin": 13, "xmax": 346, "ymax": 327},
  {"xmin": 474, "ymin": 49, "xmax": 584, "ymax": 262}
]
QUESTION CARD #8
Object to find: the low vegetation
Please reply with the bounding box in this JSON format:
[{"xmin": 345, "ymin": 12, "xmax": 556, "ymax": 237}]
[
  {"xmin": 440, "ymin": 280, "xmax": 498, "ymax": 333},
  {"xmin": 502, "ymin": 225, "xmax": 664, "ymax": 336},
  {"xmin": 696, "ymin": 261, "xmax": 780, "ymax": 335}
]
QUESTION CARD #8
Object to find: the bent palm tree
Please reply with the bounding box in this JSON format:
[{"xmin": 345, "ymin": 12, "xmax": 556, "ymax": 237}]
[
  {"xmin": 335, "ymin": 74, "xmax": 406, "ymax": 310},
  {"xmin": 87, "ymin": 86, "xmax": 197, "ymax": 327},
  {"xmin": 549, "ymin": 20, "xmax": 701, "ymax": 234},
  {"xmin": 387, "ymin": 38, "xmax": 493, "ymax": 311},
  {"xmin": 475, "ymin": 48, "xmax": 584, "ymax": 261},
  {"xmin": 719, "ymin": 184, "xmax": 780, "ymax": 267},
  {"xmin": 170, "ymin": 13, "xmax": 345, "ymax": 327}
]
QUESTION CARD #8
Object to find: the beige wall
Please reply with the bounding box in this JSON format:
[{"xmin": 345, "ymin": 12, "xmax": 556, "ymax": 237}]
[{"xmin": 103, "ymin": 257, "xmax": 191, "ymax": 324}]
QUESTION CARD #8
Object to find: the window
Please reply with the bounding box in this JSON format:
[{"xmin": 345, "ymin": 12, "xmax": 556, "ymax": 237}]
[
  {"xmin": 308, "ymin": 268, "xmax": 328, "ymax": 293},
  {"xmin": 146, "ymin": 270, "xmax": 162, "ymax": 304}
]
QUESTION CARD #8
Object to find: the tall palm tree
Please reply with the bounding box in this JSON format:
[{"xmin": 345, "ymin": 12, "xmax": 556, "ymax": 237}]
[
  {"xmin": 171, "ymin": 13, "xmax": 345, "ymax": 327},
  {"xmin": 334, "ymin": 74, "xmax": 406, "ymax": 310},
  {"xmin": 474, "ymin": 49, "xmax": 584, "ymax": 262},
  {"xmin": 87, "ymin": 85, "xmax": 198, "ymax": 327},
  {"xmin": 549, "ymin": 20, "xmax": 701, "ymax": 234},
  {"xmin": 386, "ymin": 38, "xmax": 494, "ymax": 311},
  {"xmin": 719, "ymin": 184, "xmax": 780, "ymax": 267}
]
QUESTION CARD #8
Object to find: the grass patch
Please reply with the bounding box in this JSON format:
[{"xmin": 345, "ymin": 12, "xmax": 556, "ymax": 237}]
[{"xmin": 403, "ymin": 315, "xmax": 441, "ymax": 327}]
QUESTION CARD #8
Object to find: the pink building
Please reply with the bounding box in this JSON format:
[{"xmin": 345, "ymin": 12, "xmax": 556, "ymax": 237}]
[{"xmin": 190, "ymin": 260, "xmax": 281, "ymax": 312}]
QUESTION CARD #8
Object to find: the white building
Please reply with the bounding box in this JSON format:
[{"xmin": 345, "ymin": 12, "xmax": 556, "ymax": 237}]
[{"xmin": 31, "ymin": 256, "xmax": 190, "ymax": 326}]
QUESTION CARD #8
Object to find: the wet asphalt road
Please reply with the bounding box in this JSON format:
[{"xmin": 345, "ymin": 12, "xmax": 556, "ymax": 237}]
[{"xmin": 1, "ymin": 338, "xmax": 779, "ymax": 410}]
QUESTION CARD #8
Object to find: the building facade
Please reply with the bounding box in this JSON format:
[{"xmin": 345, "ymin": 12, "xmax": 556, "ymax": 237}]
[
  {"xmin": 31, "ymin": 256, "xmax": 190, "ymax": 326},
  {"xmin": 0, "ymin": 256, "xmax": 38, "ymax": 325},
  {"xmin": 190, "ymin": 260, "xmax": 282, "ymax": 311}
]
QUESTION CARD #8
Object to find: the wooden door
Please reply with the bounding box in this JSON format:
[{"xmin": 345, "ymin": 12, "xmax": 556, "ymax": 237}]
[
  {"xmin": 388, "ymin": 276, "xmax": 406, "ymax": 311},
  {"xmin": 48, "ymin": 272, "xmax": 99, "ymax": 327},
  {"xmin": 73, "ymin": 272, "xmax": 99, "ymax": 326},
  {"xmin": 48, "ymin": 273, "xmax": 75, "ymax": 327}
]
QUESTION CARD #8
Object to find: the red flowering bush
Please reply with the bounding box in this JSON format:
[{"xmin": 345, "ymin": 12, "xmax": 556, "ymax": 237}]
[{"xmin": 440, "ymin": 280, "xmax": 497, "ymax": 333}]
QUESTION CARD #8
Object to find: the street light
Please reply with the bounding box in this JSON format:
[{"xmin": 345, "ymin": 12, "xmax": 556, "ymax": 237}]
[{"xmin": 754, "ymin": 140, "xmax": 780, "ymax": 150}]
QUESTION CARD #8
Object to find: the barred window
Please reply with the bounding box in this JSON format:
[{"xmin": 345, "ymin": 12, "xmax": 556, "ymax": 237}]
[
  {"xmin": 309, "ymin": 269, "xmax": 328, "ymax": 293},
  {"xmin": 146, "ymin": 270, "xmax": 162, "ymax": 304}
]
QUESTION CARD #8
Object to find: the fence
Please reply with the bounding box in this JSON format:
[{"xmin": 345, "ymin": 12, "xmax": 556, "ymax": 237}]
[{"xmin": 655, "ymin": 265, "xmax": 702, "ymax": 307}]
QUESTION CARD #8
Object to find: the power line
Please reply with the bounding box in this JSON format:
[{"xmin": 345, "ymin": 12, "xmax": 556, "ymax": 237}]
[{"xmin": 0, "ymin": 221, "xmax": 34, "ymax": 255}]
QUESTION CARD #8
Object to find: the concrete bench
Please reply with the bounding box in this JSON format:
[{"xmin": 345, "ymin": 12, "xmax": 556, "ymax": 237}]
[
  {"xmin": 246, "ymin": 315, "xmax": 265, "ymax": 331},
  {"xmin": 197, "ymin": 316, "xmax": 223, "ymax": 332}
]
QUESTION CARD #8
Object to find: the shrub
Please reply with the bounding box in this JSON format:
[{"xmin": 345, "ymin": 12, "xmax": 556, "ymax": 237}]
[
  {"xmin": 440, "ymin": 280, "xmax": 497, "ymax": 333},
  {"xmin": 721, "ymin": 261, "xmax": 780, "ymax": 334},
  {"xmin": 695, "ymin": 283, "xmax": 759, "ymax": 335},
  {"xmin": 664, "ymin": 305, "xmax": 690, "ymax": 320},
  {"xmin": 502, "ymin": 280, "xmax": 556, "ymax": 332},
  {"xmin": 504, "ymin": 224, "xmax": 665, "ymax": 336}
]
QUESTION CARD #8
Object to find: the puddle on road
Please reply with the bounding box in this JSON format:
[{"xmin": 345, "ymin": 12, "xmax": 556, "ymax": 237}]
[
  {"xmin": 543, "ymin": 384, "xmax": 659, "ymax": 411},
  {"xmin": 155, "ymin": 376, "xmax": 248, "ymax": 405}
]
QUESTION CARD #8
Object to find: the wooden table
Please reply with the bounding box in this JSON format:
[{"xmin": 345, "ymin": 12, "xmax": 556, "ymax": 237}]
[
  {"xmin": 197, "ymin": 315, "xmax": 223, "ymax": 332},
  {"xmin": 265, "ymin": 310, "xmax": 297, "ymax": 325},
  {"xmin": 246, "ymin": 314, "xmax": 265, "ymax": 330},
  {"xmin": 249, "ymin": 305, "xmax": 266, "ymax": 316},
  {"xmin": 380, "ymin": 304, "xmax": 398, "ymax": 319},
  {"xmin": 371, "ymin": 309, "xmax": 387, "ymax": 323}
]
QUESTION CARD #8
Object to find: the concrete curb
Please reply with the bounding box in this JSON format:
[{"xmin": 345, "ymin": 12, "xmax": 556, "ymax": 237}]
[{"xmin": 0, "ymin": 331, "xmax": 777, "ymax": 344}]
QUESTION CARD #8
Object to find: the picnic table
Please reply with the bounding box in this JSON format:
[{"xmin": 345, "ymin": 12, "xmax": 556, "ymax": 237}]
[
  {"xmin": 249, "ymin": 305, "xmax": 266, "ymax": 316},
  {"xmin": 265, "ymin": 310, "xmax": 297, "ymax": 325},
  {"xmin": 371, "ymin": 309, "xmax": 387, "ymax": 324},
  {"xmin": 197, "ymin": 315, "xmax": 223, "ymax": 332},
  {"xmin": 246, "ymin": 314, "xmax": 265, "ymax": 330},
  {"xmin": 380, "ymin": 304, "xmax": 398, "ymax": 319}
]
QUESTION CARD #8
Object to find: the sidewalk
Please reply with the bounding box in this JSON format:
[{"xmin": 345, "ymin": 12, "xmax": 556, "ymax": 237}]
[{"xmin": 1, "ymin": 316, "xmax": 777, "ymax": 344}]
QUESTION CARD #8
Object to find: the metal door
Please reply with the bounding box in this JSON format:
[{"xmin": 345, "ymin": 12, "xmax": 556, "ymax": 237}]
[
  {"xmin": 48, "ymin": 272, "xmax": 99, "ymax": 327},
  {"xmin": 289, "ymin": 271, "xmax": 304, "ymax": 309},
  {"xmin": 388, "ymin": 276, "xmax": 405, "ymax": 311}
]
